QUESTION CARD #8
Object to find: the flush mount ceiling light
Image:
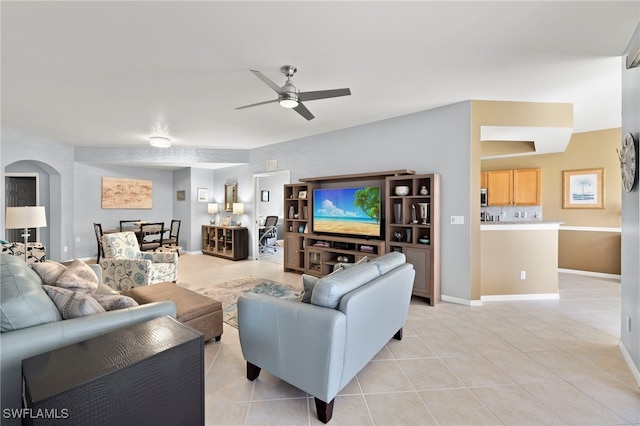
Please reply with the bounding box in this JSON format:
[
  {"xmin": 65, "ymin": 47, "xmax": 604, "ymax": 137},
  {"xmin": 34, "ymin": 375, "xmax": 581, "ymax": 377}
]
[{"xmin": 149, "ymin": 136, "xmax": 171, "ymax": 148}]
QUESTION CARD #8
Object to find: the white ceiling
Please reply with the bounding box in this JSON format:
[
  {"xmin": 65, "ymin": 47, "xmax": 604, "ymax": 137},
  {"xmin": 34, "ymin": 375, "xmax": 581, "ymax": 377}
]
[{"xmin": 2, "ymin": 1, "xmax": 639, "ymax": 152}]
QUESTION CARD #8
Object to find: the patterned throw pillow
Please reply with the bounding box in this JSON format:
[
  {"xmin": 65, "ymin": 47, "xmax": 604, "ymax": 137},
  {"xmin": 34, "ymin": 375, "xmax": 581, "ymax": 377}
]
[
  {"xmin": 43, "ymin": 285, "xmax": 105, "ymax": 319},
  {"xmin": 91, "ymin": 294, "xmax": 139, "ymax": 311},
  {"xmin": 55, "ymin": 259, "xmax": 99, "ymax": 294},
  {"xmin": 31, "ymin": 260, "xmax": 67, "ymax": 285}
]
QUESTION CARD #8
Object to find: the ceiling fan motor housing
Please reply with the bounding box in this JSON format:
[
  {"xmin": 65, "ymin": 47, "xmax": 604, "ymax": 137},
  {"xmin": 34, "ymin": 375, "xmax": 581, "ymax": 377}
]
[{"xmin": 280, "ymin": 80, "xmax": 299, "ymax": 105}]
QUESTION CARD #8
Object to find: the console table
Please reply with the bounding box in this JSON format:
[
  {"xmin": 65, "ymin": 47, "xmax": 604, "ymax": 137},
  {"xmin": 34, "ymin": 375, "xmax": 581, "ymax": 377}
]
[
  {"xmin": 202, "ymin": 225, "xmax": 249, "ymax": 260},
  {"xmin": 22, "ymin": 316, "xmax": 204, "ymax": 425}
]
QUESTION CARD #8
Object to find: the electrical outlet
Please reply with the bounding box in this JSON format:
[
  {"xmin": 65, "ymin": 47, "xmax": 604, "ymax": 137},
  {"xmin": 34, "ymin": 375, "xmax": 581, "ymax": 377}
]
[
  {"xmin": 522, "ymin": 211, "xmax": 527, "ymax": 218},
  {"xmin": 75, "ymin": 237, "xmax": 81, "ymax": 243},
  {"xmin": 520, "ymin": 270, "xmax": 526, "ymax": 280},
  {"xmin": 63, "ymin": 246, "xmax": 68, "ymax": 253},
  {"xmin": 515, "ymin": 211, "xmax": 520, "ymax": 218},
  {"xmin": 450, "ymin": 216, "xmax": 464, "ymax": 225}
]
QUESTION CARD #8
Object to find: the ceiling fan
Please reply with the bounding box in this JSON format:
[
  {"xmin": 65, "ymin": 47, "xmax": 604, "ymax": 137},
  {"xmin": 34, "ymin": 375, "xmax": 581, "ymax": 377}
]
[{"xmin": 235, "ymin": 65, "xmax": 351, "ymax": 121}]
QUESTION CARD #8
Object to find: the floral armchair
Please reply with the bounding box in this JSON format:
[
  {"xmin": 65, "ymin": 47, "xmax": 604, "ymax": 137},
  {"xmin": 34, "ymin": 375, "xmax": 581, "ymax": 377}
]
[{"xmin": 100, "ymin": 231, "xmax": 178, "ymax": 291}]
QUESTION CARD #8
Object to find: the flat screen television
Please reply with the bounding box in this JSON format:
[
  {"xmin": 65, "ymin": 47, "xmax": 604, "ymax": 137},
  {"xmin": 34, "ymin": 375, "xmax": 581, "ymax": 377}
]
[{"xmin": 312, "ymin": 186, "xmax": 382, "ymax": 239}]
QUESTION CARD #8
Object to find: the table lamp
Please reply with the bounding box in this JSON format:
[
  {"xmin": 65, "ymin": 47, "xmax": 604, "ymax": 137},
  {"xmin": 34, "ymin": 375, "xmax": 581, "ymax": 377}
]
[
  {"xmin": 207, "ymin": 203, "xmax": 219, "ymax": 225},
  {"xmin": 232, "ymin": 203, "xmax": 244, "ymax": 226},
  {"xmin": 5, "ymin": 206, "xmax": 47, "ymax": 263}
]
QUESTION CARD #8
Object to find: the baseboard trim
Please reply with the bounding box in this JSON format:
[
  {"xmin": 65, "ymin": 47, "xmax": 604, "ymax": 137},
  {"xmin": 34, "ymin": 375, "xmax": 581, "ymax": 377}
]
[
  {"xmin": 441, "ymin": 294, "xmax": 483, "ymax": 306},
  {"xmin": 558, "ymin": 268, "xmax": 621, "ymax": 280},
  {"xmin": 481, "ymin": 293, "xmax": 559, "ymax": 302},
  {"xmin": 619, "ymin": 340, "xmax": 640, "ymax": 388}
]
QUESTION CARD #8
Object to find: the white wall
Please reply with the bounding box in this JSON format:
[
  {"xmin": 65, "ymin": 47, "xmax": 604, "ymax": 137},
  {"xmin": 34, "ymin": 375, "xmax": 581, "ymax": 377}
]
[{"xmin": 620, "ymin": 22, "xmax": 640, "ymax": 382}]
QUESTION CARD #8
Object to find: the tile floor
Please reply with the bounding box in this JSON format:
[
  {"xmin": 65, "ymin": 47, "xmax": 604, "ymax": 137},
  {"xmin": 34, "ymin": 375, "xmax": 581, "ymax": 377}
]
[{"xmin": 177, "ymin": 254, "xmax": 640, "ymax": 426}]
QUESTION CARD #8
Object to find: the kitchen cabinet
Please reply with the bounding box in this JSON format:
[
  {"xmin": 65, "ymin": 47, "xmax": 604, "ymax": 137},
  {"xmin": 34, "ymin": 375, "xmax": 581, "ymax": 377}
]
[
  {"xmin": 486, "ymin": 168, "xmax": 540, "ymax": 206},
  {"xmin": 480, "ymin": 171, "xmax": 488, "ymax": 189}
]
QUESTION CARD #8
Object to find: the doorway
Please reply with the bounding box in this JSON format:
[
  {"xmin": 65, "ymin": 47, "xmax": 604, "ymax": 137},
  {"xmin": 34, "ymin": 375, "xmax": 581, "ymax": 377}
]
[
  {"xmin": 252, "ymin": 170, "xmax": 290, "ymax": 261},
  {"xmin": 5, "ymin": 173, "xmax": 40, "ymax": 242}
]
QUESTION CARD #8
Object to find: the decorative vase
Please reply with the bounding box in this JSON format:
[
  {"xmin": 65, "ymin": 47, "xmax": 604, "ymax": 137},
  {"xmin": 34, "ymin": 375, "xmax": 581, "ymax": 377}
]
[
  {"xmin": 288, "ymin": 206, "xmax": 295, "ymax": 219},
  {"xmin": 411, "ymin": 204, "xmax": 417, "ymax": 223},
  {"xmin": 394, "ymin": 186, "xmax": 410, "ymax": 196},
  {"xmin": 420, "ymin": 185, "xmax": 429, "ymax": 195},
  {"xmin": 406, "ymin": 229, "xmax": 412, "ymax": 243},
  {"xmin": 418, "ymin": 203, "xmax": 429, "ymax": 225},
  {"xmin": 394, "ymin": 203, "xmax": 402, "ymax": 224},
  {"xmin": 393, "ymin": 231, "xmax": 403, "ymax": 242}
]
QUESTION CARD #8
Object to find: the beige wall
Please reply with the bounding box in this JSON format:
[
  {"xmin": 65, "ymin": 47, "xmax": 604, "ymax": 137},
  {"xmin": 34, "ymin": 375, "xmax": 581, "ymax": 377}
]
[
  {"xmin": 482, "ymin": 128, "xmax": 622, "ymax": 274},
  {"xmin": 481, "ymin": 228, "xmax": 559, "ymax": 296}
]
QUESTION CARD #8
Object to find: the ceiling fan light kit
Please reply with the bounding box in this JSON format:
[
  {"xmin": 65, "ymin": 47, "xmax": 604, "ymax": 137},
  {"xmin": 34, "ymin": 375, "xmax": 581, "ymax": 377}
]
[
  {"xmin": 149, "ymin": 135, "xmax": 171, "ymax": 148},
  {"xmin": 236, "ymin": 64, "xmax": 351, "ymax": 120}
]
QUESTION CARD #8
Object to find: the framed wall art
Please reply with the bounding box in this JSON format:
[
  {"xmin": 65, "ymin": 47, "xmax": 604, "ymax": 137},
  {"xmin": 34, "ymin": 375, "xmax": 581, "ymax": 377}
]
[
  {"xmin": 101, "ymin": 177, "xmax": 152, "ymax": 209},
  {"xmin": 176, "ymin": 190, "xmax": 186, "ymax": 201},
  {"xmin": 197, "ymin": 188, "xmax": 208, "ymax": 202},
  {"xmin": 225, "ymin": 182, "xmax": 238, "ymax": 211},
  {"xmin": 261, "ymin": 190, "xmax": 270, "ymax": 202},
  {"xmin": 562, "ymin": 168, "xmax": 605, "ymax": 209}
]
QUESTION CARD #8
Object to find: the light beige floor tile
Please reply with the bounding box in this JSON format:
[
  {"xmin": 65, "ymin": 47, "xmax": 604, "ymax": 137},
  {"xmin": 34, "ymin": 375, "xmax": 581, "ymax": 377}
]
[
  {"xmin": 246, "ymin": 398, "xmax": 310, "ymax": 426},
  {"xmin": 371, "ymin": 345, "xmax": 394, "ymax": 360},
  {"xmin": 251, "ymin": 370, "xmax": 307, "ymax": 401},
  {"xmin": 469, "ymin": 315, "xmax": 525, "ymax": 332},
  {"xmin": 203, "ymin": 340, "xmax": 222, "ymax": 370},
  {"xmin": 571, "ymin": 378, "xmax": 640, "ymax": 423},
  {"xmin": 571, "ymin": 347, "xmax": 637, "ymax": 378},
  {"xmin": 441, "ymin": 355, "xmax": 513, "ymax": 387},
  {"xmin": 337, "ymin": 376, "xmax": 362, "ymax": 396},
  {"xmin": 527, "ymin": 350, "xmax": 615, "ymax": 381},
  {"xmin": 419, "ymin": 388, "xmax": 502, "ymax": 425},
  {"xmin": 419, "ymin": 333, "xmax": 478, "ymax": 357},
  {"xmin": 357, "ymin": 360, "xmax": 414, "ymax": 393},
  {"xmin": 522, "ymin": 381, "xmax": 627, "ymax": 425},
  {"xmin": 209, "ymin": 343, "xmax": 246, "ymax": 374},
  {"xmin": 498, "ymin": 314, "xmax": 555, "ymax": 330},
  {"xmin": 397, "ymin": 357, "xmax": 466, "ymax": 390},
  {"xmin": 365, "ymin": 392, "xmax": 438, "ymax": 425},
  {"xmin": 496, "ymin": 330, "xmax": 558, "ymax": 352},
  {"xmin": 205, "ymin": 401, "xmax": 249, "ymax": 426},
  {"xmin": 319, "ymin": 395, "xmax": 373, "ymax": 426},
  {"xmin": 459, "ymin": 332, "xmax": 519, "ymax": 355},
  {"xmin": 204, "ymin": 367, "xmax": 255, "ymax": 403},
  {"xmin": 386, "ymin": 335, "xmax": 437, "ymax": 358},
  {"xmin": 484, "ymin": 351, "xmax": 563, "ymax": 384},
  {"xmin": 405, "ymin": 317, "xmax": 454, "ymax": 336},
  {"xmin": 471, "ymin": 385, "xmax": 565, "ymax": 425}
]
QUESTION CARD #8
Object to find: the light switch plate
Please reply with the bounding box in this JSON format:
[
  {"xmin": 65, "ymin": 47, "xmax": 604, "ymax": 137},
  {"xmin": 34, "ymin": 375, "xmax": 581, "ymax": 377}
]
[{"xmin": 450, "ymin": 215, "xmax": 464, "ymax": 225}]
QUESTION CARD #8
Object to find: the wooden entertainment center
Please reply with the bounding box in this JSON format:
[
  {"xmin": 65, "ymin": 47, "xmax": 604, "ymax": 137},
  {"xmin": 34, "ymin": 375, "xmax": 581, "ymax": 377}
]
[{"xmin": 284, "ymin": 170, "xmax": 441, "ymax": 305}]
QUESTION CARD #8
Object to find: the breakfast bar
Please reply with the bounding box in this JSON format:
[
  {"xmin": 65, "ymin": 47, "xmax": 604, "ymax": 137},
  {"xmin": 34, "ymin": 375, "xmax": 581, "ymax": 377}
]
[{"xmin": 480, "ymin": 221, "xmax": 562, "ymax": 300}]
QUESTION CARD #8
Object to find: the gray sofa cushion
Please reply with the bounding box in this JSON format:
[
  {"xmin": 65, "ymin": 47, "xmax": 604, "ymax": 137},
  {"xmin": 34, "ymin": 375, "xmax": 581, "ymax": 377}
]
[
  {"xmin": 311, "ymin": 262, "xmax": 380, "ymax": 309},
  {"xmin": 0, "ymin": 255, "xmax": 61, "ymax": 332},
  {"xmin": 369, "ymin": 252, "xmax": 406, "ymax": 275}
]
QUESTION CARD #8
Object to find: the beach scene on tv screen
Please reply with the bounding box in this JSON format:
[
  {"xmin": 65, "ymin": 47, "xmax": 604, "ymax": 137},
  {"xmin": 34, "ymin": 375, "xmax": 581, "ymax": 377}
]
[{"xmin": 313, "ymin": 187, "xmax": 381, "ymax": 236}]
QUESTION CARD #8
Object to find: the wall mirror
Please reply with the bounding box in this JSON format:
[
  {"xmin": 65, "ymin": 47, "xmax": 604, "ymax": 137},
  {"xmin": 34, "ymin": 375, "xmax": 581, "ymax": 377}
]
[{"xmin": 225, "ymin": 183, "xmax": 238, "ymax": 211}]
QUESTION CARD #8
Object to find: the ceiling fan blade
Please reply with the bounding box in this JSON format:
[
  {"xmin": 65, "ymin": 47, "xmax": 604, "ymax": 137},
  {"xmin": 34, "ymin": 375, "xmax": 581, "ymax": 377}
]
[
  {"xmin": 293, "ymin": 102, "xmax": 315, "ymax": 121},
  {"xmin": 235, "ymin": 99, "xmax": 278, "ymax": 110},
  {"xmin": 298, "ymin": 88, "xmax": 351, "ymax": 102},
  {"xmin": 250, "ymin": 70, "xmax": 284, "ymax": 94}
]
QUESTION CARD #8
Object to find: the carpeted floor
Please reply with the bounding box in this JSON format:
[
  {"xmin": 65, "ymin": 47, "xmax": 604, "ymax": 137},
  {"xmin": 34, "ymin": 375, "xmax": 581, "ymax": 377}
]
[{"xmin": 193, "ymin": 277, "xmax": 301, "ymax": 327}]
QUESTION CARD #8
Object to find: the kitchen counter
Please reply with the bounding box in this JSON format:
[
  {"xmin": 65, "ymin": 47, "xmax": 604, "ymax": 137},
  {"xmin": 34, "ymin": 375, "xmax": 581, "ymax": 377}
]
[{"xmin": 481, "ymin": 221, "xmax": 562, "ymax": 231}]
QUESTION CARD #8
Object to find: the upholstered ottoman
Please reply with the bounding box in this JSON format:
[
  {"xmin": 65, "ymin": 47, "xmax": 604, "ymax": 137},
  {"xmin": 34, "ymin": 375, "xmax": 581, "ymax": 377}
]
[{"xmin": 123, "ymin": 282, "xmax": 223, "ymax": 342}]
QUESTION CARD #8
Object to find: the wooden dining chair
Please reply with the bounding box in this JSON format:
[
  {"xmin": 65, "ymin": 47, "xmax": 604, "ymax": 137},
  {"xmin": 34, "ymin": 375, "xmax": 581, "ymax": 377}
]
[
  {"xmin": 163, "ymin": 220, "xmax": 181, "ymax": 256},
  {"xmin": 138, "ymin": 222, "xmax": 164, "ymax": 252},
  {"xmin": 93, "ymin": 223, "xmax": 104, "ymax": 263},
  {"xmin": 119, "ymin": 220, "xmax": 141, "ymax": 232}
]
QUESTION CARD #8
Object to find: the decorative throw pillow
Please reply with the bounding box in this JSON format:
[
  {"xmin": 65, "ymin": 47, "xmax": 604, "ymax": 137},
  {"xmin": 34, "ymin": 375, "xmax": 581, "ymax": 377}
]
[
  {"xmin": 91, "ymin": 294, "xmax": 139, "ymax": 311},
  {"xmin": 43, "ymin": 285, "xmax": 105, "ymax": 319},
  {"xmin": 31, "ymin": 260, "xmax": 67, "ymax": 285},
  {"xmin": 300, "ymin": 274, "xmax": 320, "ymax": 303},
  {"xmin": 55, "ymin": 259, "xmax": 99, "ymax": 294}
]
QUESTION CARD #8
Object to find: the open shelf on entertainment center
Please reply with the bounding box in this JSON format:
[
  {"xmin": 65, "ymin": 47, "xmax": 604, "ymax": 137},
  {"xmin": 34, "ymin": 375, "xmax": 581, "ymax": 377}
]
[{"xmin": 304, "ymin": 234, "xmax": 385, "ymax": 277}]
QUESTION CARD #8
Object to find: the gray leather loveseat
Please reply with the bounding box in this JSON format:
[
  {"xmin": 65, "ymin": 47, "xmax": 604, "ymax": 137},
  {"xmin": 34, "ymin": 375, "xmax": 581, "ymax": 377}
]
[
  {"xmin": 0, "ymin": 254, "xmax": 176, "ymax": 424},
  {"xmin": 238, "ymin": 252, "xmax": 415, "ymax": 423}
]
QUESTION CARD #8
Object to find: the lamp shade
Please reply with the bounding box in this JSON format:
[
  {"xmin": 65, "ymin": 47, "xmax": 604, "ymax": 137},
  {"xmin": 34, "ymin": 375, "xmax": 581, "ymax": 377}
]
[
  {"xmin": 207, "ymin": 203, "xmax": 219, "ymax": 214},
  {"xmin": 6, "ymin": 206, "xmax": 47, "ymax": 229},
  {"xmin": 232, "ymin": 203, "xmax": 244, "ymax": 215}
]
